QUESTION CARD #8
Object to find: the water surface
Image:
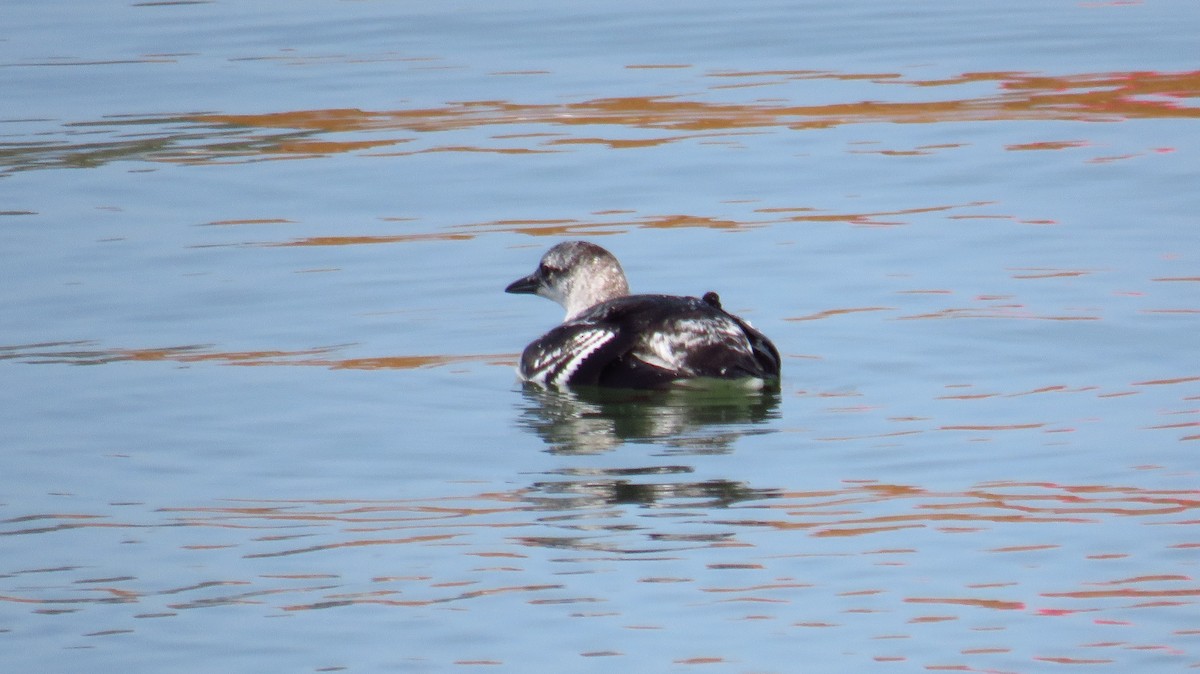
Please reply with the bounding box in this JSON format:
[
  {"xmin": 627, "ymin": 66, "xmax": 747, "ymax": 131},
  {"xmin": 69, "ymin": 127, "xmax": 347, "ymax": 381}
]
[{"xmin": 2, "ymin": 1, "xmax": 1199, "ymax": 672}]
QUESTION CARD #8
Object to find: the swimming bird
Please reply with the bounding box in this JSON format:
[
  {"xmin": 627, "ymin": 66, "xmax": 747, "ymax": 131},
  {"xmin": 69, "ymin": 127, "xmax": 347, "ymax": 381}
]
[{"xmin": 505, "ymin": 241, "xmax": 781, "ymax": 388}]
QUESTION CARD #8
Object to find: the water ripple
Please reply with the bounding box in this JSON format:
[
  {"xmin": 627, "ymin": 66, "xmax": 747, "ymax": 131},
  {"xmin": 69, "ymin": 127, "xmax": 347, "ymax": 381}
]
[{"xmin": 3, "ymin": 69, "xmax": 1196, "ymax": 174}]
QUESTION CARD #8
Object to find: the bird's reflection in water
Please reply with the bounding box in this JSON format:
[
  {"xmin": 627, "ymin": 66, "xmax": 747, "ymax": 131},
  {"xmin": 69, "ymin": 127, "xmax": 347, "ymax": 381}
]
[
  {"xmin": 515, "ymin": 381, "xmax": 782, "ymax": 455},
  {"xmin": 527, "ymin": 470, "xmax": 781, "ymax": 512},
  {"xmin": 514, "ymin": 382, "xmax": 784, "ymax": 525},
  {"xmin": 516, "ymin": 381, "xmax": 787, "ymax": 542}
]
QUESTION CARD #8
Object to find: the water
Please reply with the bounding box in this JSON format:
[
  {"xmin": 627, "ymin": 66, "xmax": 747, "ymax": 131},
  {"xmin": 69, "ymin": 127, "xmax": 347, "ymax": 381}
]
[{"xmin": 2, "ymin": 1, "xmax": 1199, "ymax": 672}]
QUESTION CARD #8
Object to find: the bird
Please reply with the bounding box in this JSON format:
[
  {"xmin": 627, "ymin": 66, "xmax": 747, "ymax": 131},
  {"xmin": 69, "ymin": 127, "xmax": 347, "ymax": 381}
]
[{"xmin": 505, "ymin": 240, "xmax": 781, "ymax": 389}]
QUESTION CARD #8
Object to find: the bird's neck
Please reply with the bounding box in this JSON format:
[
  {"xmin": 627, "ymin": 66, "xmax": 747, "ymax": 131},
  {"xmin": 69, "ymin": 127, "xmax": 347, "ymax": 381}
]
[{"xmin": 562, "ymin": 273, "xmax": 629, "ymax": 321}]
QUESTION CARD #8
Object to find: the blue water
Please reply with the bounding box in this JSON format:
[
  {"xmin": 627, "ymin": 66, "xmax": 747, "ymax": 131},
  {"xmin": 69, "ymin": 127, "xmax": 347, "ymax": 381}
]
[{"xmin": 3, "ymin": 1, "xmax": 1199, "ymax": 672}]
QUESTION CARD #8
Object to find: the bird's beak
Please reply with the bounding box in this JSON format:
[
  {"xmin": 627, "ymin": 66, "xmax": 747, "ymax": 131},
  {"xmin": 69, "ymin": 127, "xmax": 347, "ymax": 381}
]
[{"xmin": 505, "ymin": 272, "xmax": 541, "ymax": 295}]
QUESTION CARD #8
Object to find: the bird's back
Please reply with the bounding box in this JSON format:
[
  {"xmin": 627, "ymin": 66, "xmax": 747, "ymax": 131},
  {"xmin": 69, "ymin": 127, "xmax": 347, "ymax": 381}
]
[{"xmin": 519, "ymin": 294, "xmax": 780, "ymax": 388}]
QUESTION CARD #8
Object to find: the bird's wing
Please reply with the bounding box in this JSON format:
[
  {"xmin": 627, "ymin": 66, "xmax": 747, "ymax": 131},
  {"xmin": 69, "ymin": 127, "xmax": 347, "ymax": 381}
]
[{"xmin": 519, "ymin": 323, "xmax": 630, "ymax": 387}]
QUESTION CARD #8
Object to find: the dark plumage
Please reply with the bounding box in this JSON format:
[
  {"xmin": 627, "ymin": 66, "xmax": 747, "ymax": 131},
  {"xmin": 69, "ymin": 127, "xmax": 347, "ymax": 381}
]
[{"xmin": 505, "ymin": 241, "xmax": 781, "ymax": 389}]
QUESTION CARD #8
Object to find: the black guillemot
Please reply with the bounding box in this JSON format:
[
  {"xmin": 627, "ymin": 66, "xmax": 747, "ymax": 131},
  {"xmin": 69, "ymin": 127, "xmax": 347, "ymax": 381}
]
[{"xmin": 505, "ymin": 241, "xmax": 781, "ymax": 389}]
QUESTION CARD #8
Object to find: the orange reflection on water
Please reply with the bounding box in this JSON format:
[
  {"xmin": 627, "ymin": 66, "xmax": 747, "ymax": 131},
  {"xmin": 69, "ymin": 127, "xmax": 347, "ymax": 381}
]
[
  {"xmin": 1005, "ymin": 140, "xmax": 1090, "ymax": 151},
  {"xmin": 905, "ymin": 597, "xmax": 1025, "ymax": 611},
  {"xmin": 201, "ymin": 201, "xmax": 997, "ymax": 247},
  {"xmin": 182, "ymin": 69, "xmax": 1199, "ymax": 161},
  {"xmin": 748, "ymin": 480, "xmax": 1199, "ymax": 537},
  {"xmin": 0, "ymin": 341, "xmax": 515, "ymax": 370},
  {"xmin": 3, "ymin": 476, "xmax": 1197, "ymax": 669},
  {"xmin": 786, "ymin": 307, "xmax": 894, "ymax": 322},
  {"xmin": 8, "ymin": 69, "xmax": 1195, "ymax": 175},
  {"xmin": 269, "ymin": 214, "xmax": 759, "ymax": 246}
]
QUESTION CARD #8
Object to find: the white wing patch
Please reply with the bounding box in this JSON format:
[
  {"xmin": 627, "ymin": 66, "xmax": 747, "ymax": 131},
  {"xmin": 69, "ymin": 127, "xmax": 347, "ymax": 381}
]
[
  {"xmin": 522, "ymin": 326, "xmax": 617, "ymax": 386},
  {"xmin": 637, "ymin": 317, "xmax": 749, "ymax": 375}
]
